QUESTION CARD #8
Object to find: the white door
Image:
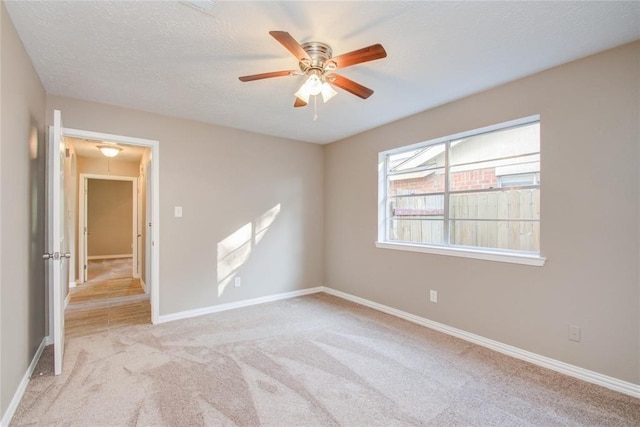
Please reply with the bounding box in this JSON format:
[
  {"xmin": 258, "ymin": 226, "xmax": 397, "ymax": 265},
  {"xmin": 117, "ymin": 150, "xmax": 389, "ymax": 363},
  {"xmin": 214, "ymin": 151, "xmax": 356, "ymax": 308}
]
[{"xmin": 46, "ymin": 110, "xmax": 69, "ymax": 375}]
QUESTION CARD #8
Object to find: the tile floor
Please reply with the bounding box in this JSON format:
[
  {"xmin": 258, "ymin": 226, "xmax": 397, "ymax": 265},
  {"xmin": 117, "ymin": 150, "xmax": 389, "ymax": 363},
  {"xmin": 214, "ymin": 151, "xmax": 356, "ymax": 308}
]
[{"xmin": 66, "ymin": 264, "xmax": 150, "ymax": 338}]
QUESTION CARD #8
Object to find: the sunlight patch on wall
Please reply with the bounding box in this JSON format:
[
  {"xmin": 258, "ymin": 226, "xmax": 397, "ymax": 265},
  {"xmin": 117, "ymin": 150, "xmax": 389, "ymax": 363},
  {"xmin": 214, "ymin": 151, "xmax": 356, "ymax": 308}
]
[
  {"xmin": 255, "ymin": 204, "xmax": 281, "ymax": 245},
  {"xmin": 217, "ymin": 222, "xmax": 252, "ymax": 296},
  {"xmin": 216, "ymin": 204, "xmax": 281, "ymax": 297}
]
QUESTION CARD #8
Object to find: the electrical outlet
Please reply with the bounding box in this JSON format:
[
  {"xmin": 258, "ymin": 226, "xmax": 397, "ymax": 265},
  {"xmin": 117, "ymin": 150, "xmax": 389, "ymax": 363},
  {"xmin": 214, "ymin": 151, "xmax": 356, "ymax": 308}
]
[
  {"xmin": 429, "ymin": 290, "xmax": 438, "ymax": 303},
  {"xmin": 568, "ymin": 325, "xmax": 581, "ymax": 342},
  {"xmin": 234, "ymin": 277, "xmax": 241, "ymax": 288}
]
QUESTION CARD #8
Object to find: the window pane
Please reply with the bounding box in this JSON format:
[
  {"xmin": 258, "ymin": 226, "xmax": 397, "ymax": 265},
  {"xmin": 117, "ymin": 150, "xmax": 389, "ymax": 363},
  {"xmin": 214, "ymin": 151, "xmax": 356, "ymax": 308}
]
[
  {"xmin": 388, "ymin": 219, "xmax": 444, "ymax": 245},
  {"xmin": 388, "ymin": 166, "xmax": 445, "ymax": 196},
  {"xmin": 390, "ymin": 194, "xmax": 444, "ymax": 217},
  {"xmin": 388, "ymin": 144, "xmax": 446, "ymax": 173},
  {"xmin": 449, "ymin": 154, "xmax": 539, "ymax": 191},
  {"xmin": 449, "ymin": 220, "xmax": 539, "ymax": 252},
  {"xmin": 498, "ymin": 173, "xmax": 539, "ymax": 187},
  {"xmin": 388, "ymin": 194, "xmax": 444, "ymax": 244},
  {"xmin": 449, "ymin": 189, "xmax": 540, "ymax": 220},
  {"xmin": 449, "ymin": 122, "xmax": 539, "ymax": 166},
  {"xmin": 380, "ymin": 117, "xmax": 541, "ymax": 257},
  {"xmin": 387, "ymin": 148, "xmax": 422, "ymax": 170}
]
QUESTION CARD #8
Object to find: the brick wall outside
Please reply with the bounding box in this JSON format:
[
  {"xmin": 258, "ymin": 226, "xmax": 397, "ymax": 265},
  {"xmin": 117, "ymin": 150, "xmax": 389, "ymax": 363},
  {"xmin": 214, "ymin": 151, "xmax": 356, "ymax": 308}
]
[{"xmin": 390, "ymin": 167, "xmax": 497, "ymax": 196}]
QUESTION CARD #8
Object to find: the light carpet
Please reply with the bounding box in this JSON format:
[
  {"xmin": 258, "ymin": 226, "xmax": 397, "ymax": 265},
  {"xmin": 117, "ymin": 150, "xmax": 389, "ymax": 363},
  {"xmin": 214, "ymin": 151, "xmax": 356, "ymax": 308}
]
[{"xmin": 12, "ymin": 294, "xmax": 640, "ymax": 426}]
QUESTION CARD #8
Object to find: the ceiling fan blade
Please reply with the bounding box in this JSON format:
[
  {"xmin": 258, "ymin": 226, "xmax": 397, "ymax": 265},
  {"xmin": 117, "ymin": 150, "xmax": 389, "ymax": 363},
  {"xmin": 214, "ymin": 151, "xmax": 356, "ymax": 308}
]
[
  {"xmin": 331, "ymin": 44, "xmax": 387, "ymax": 69},
  {"xmin": 238, "ymin": 70, "xmax": 294, "ymax": 82},
  {"xmin": 269, "ymin": 31, "xmax": 310, "ymax": 61},
  {"xmin": 294, "ymin": 98, "xmax": 307, "ymax": 108},
  {"xmin": 327, "ymin": 74, "xmax": 374, "ymax": 99}
]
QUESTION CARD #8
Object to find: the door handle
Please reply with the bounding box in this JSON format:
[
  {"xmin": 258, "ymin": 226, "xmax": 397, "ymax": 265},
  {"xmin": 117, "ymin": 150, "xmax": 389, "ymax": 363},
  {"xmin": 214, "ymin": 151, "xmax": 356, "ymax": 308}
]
[{"xmin": 43, "ymin": 252, "xmax": 69, "ymax": 260}]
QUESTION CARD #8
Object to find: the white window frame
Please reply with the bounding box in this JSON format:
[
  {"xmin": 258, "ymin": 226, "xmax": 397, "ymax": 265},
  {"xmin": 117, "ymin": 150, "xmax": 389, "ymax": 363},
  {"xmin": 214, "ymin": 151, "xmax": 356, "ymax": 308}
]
[{"xmin": 376, "ymin": 115, "xmax": 545, "ymax": 267}]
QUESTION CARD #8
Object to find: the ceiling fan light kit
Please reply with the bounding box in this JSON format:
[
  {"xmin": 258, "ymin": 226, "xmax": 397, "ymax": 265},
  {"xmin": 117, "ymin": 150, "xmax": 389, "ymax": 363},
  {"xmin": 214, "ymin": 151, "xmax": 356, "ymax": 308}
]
[
  {"xmin": 239, "ymin": 31, "xmax": 386, "ymax": 109},
  {"xmin": 294, "ymin": 70, "xmax": 337, "ymax": 104},
  {"xmin": 320, "ymin": 82, "xmax": 338, "ymax": 103}
]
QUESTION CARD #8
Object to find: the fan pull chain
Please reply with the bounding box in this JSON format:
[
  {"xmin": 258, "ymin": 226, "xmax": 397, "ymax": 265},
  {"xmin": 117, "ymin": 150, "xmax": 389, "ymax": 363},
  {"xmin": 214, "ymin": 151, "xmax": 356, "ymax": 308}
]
[{"xmin": 313, "ymin": 95, "xmax": 318, "ymax": 121}]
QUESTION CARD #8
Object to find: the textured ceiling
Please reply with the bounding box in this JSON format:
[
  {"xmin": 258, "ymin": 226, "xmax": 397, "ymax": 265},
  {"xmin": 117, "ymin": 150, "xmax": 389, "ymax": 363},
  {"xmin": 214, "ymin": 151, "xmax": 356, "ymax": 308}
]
[{"xmin": 5, "ymin": 1, "xmax": 640, "ymax": 144}]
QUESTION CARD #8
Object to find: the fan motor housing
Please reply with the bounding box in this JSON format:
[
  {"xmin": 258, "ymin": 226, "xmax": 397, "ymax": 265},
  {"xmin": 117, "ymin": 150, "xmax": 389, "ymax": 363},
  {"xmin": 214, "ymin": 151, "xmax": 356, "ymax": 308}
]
[{"xmin": 299, "ymin": 41, "xmax": 334, "ymax": 72}]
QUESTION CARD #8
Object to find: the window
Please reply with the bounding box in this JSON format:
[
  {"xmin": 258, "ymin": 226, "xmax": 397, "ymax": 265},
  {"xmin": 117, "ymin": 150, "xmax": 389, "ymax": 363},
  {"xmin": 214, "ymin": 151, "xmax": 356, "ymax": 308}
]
[{"xmin": 377, "ymin": 116, "xmax": 544, "ymax": 266}]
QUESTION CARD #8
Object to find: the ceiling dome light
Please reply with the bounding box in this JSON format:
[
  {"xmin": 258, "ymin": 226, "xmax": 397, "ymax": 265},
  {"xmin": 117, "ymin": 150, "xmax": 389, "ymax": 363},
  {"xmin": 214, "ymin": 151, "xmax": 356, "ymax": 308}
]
[{"xmin": 97, "ymin": 145, "xmax": 122, "ymax": 158}]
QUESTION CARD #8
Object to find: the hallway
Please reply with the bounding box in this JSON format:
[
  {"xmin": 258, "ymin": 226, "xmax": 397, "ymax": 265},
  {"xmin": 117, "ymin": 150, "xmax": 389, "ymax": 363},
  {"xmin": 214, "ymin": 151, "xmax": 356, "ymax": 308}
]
[
  {"xmin": 85, "ymin": 257, "xmax": 134, "ymax": 283},
  {"xmin": 66, "ymin": 260, "xmax": 150, "ymax": 338}
]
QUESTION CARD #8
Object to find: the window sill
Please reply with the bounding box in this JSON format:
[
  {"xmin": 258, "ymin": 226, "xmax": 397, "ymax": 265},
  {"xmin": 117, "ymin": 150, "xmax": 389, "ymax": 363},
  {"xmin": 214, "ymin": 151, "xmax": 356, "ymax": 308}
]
[{"xmin": 375, "ymin": 241, "xmax": 546, "ymax": 266}]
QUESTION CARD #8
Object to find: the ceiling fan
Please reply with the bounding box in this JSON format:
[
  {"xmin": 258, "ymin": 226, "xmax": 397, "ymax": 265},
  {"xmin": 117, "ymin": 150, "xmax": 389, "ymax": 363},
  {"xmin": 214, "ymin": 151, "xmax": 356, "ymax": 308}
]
[{"xmin": 239, "ymin": 31, "xmax": 387, "ymax": 108}]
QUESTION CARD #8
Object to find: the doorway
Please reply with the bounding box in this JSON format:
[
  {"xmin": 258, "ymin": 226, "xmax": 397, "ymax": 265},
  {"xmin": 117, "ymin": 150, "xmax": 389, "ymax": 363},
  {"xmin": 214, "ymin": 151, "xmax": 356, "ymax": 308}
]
[
  {"xmin": 47, "ymin": 110, "xmax": 161, "ymax": 375},
  {"xmin": 78, "ymin": 175, "xmax": 138, "ymax": 284},
  {"xmin": 51, "ymin": 126, "xmax": 160, "ymax": 334}
]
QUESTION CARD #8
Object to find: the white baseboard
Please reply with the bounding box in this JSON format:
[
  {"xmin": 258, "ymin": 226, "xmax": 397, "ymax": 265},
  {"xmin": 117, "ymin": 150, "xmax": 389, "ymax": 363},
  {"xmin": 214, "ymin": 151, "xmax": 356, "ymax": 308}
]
[
  {"xmin": 69, "ymin": 280, "xmax": 77, "ymax": 288},
  {"xmin": 0, "ymin": 337, "xmax": 48, "ymax": 427},
  {"xmin": 64, "ymin": 292, "xmax": 70, "ymax": 310},
  {"xmin": 87, "ymin": 254, "xmax": 132, "ymax": 260},
  {"xmin": 139, "ymin": 278, "xmax": 147, "ymax": 293},
  {"xmin": 157, "ymin": 286, "xmax": 324, "ymax": 324},
  {"xmin": 321, "ymin": 287, "xmax": 640, "ymax": 399}
]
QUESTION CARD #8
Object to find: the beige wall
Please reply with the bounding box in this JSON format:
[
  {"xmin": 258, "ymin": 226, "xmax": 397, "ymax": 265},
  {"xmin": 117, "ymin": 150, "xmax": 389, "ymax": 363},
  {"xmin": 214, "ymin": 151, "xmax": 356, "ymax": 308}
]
[
  {"xmin": 87, "ymin": 179, "xmax": 133, "ymax": 257},
  {"xmin": 46, "ymin": 95, "xmax": 325, "ymax": 315},
  {"xmin": 0, "ymin": 1, "xmax": 47, "ymax": 418},
  {"xmin": 324, "ymin": 41, "xmax": 640, "ymax": 384},
  {"xmin": 78, "ymin": 156, "xmax": 139, "ymax": 177}
]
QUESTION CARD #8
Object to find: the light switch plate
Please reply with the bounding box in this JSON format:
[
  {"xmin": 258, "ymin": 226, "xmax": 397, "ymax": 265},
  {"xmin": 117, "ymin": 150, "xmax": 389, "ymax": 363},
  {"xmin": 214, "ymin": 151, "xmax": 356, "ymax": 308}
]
[
  {"xmin": 430, "ymin": 290, "xmax": 438, "ymax": 303},
  {"xmin": 174, "ymin": 206, "xmax": 183, "ymax": 217}
]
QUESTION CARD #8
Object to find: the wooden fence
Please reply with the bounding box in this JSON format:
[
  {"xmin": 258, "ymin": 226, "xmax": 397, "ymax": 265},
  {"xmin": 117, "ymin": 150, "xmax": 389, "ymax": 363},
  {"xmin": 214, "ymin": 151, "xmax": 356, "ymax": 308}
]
[{"xmin": 390, "ymin": 189, "xmax": 540, "ymax": 252}]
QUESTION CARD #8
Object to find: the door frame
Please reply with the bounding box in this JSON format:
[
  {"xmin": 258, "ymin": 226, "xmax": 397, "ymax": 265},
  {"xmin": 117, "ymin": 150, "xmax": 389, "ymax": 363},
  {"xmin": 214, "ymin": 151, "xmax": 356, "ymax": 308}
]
[
  {"xmin": 78, "ymin": 174, "xmax": 139, "ymax": 284},
  {"xmin": 53, "ymin": 126, "xmax": 160, "ymax": 324},
  {"xmin": 144, "ymin": 160, "xmax": 153, "ymax": 293}
]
